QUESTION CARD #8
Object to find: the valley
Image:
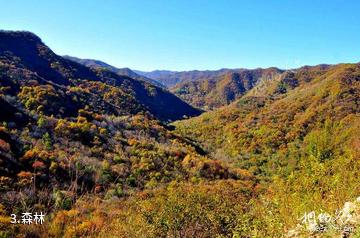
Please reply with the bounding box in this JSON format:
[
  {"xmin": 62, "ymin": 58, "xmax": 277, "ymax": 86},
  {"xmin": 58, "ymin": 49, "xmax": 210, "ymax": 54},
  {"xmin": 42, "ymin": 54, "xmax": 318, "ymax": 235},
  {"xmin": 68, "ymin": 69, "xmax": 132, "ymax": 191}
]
[{"xmin": 0, "ymin": 30, "xmax": 359, "ymax": 238}]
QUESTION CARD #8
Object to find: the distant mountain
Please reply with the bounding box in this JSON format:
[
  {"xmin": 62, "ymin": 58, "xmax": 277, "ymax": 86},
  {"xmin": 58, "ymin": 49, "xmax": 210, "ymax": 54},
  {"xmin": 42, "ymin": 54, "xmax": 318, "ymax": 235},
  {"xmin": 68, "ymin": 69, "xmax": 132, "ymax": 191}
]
[
  {"xmin": 63, "ymin": 55, "xmax": 165, "ymax": 88},
  {"xmin": 135, "ymin": 68, "xmax": 284, "ymax": 110},
  {"xmin": 134, "ymin": 69, "xmax": 234, "ymax": 87},
  {"xmin": 0, "ymin": 30, "xmax": 201, "ymax": 121},
  {"xmin": 171, "ymin": 68, "xmax": 283, "ymax": 110}
]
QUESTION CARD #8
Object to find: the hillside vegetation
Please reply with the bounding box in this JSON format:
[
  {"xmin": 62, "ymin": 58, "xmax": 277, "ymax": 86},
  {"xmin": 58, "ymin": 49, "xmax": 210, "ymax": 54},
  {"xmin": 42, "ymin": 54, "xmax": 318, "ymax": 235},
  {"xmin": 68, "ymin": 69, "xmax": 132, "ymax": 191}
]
[
  {"xmin": 174, "ymin": 63, "xmax": 360, "ymax": 236},
  {"xmin": 0, "ymin": 31, "xmax": 244, "ymax": 238},
  {"xmin": 0, "ymin": 30, "xmax": 359, "ymax": 237},
  {"xmin": 171, "ymin": 68, "xmax": 282, "ymax": 109},
  {"xmin": 68, "ymin": 59, "xmax": 284, "ymax": 111}
]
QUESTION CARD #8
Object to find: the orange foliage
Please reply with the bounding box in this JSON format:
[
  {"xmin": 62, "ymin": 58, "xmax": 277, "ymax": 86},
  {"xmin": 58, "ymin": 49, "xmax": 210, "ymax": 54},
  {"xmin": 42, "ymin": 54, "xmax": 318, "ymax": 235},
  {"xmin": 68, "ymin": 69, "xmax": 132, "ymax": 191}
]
[
  {"xmin": 32, "ymin": 161, "xmax": 46, "ymax": 169},
  {"xmin": 0, "ymin": 139, "xmax": 10, "ymax": 152}
]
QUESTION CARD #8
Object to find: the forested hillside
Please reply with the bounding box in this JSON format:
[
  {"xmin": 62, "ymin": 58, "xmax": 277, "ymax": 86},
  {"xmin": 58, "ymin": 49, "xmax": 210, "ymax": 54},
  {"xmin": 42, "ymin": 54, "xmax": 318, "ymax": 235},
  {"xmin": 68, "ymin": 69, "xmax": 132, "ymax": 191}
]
[
  {"xmin": 174, "ymin": 63, "xmax": 360, "ymax": 236},
  {"xmin": 0, "ymin": 31, "xmax": 201, "ymax": 122},
  {"xmin": 137, "ymin": 68, "xmax": 283, "ymax": 110},
  {"xmin": 0, "ymin": 30, "xmax": 359, "ymax": 238},
  {"xmin": 0, "ymin": 31, "xmax": 242, "ymax": 237},
  {"xmin": 171, "ymin": 68, "xmax": 282, "ymax": 109}
]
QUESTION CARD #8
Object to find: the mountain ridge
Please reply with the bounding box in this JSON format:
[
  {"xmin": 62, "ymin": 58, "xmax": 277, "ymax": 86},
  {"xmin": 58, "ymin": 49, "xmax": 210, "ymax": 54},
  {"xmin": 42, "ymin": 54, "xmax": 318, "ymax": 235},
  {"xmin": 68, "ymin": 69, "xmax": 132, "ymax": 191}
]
[
  {"xmin": 63, "ymin": 55, "xmax": 165, "ymax": 88},
  {"xmin": 171, "ymin": 67, "xmax": 283, "ymax": 109},
  {"xmin": 0, "ymin": 30, "xmax": 201, "ymax": 121}
]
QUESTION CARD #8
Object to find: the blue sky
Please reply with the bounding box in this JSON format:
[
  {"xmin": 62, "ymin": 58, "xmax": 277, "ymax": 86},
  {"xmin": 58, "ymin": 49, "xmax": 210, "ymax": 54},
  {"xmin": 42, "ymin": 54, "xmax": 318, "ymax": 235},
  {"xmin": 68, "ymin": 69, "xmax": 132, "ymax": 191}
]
[{"xmin": 1, "ymin": 0, "xmax": 359, "ymax": 71}]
